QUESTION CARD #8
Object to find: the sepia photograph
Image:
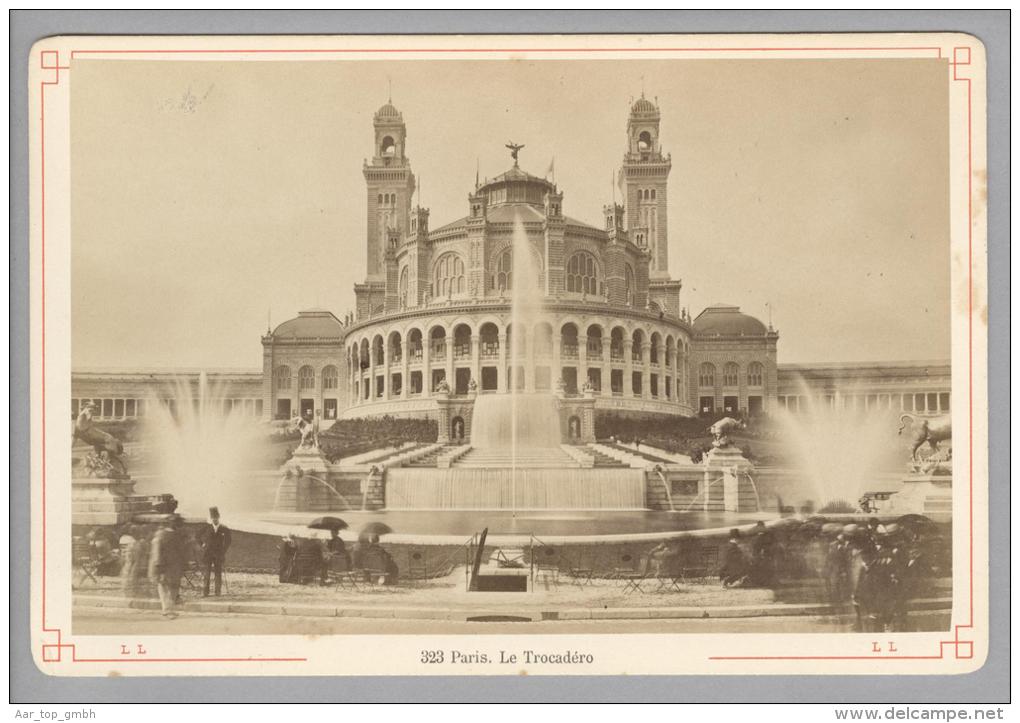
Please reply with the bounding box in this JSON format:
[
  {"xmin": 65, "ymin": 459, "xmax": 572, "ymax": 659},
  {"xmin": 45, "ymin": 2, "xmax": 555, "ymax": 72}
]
[{"xmin": 27, "ymin": 32, "xmax": 989, "ymax": 678}]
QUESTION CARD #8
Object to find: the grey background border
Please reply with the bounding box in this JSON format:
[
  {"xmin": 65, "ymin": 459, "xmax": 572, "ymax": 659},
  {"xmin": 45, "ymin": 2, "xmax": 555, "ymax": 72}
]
[{"xmin": 10, "ymin": 10, "xmax": 1009, "ymax": 703}]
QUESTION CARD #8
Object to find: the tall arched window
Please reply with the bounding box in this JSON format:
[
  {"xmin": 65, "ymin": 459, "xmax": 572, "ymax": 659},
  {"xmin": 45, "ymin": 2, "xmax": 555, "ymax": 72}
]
[
  {"xmin": 747, "ymin": 362, "xmax": 764, "ymax": 387},
  {"xmin": 322, "ymin": 365, "xmax": 339, "ymax": 390},
  {"xmin": 624, "ymin": 265, "xmax": 635, "ymax": 305},
  {"xmin": 298, "ymin": 365, "xmax": 315, "ymax": 390},
  {"xmin": 723, "ymin": 362, "xmax": 739, "ymax": 387},
  {"xmin": 434, "ymin": 253, "xmax": 465, "ymax": 298},
  {"xmin": 494, "ymin": 250, "xmax": 512, "ymax": 292},
  {"xmin": 274, "ymin": 365, "xmax": 292, "ymax": 390},
  {"xmin": 565, "ymin": 251, "xmax": 601, "ymax": 295},
  {"xmin": 398, "ymin": 267, "xmax": 409, "ymax": 309},
  {"xmin": 699, "ymin": 363, "xmax": 716, "ymax": 388}
]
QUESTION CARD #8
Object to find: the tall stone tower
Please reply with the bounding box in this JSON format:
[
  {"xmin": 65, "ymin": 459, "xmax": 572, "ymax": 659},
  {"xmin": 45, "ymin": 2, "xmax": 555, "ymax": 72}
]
[
  {"xmin": 362, "ymin": 101, "xmax": 416, "ymax": 281},
  {"xmin": 621, "ymin": 95, "xmax": 671, "ymax": 280}
]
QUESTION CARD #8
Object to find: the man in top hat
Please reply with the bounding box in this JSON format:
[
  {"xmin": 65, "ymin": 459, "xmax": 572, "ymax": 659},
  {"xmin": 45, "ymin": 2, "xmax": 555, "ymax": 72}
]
[{"xmin": 200, "ymin": 506, "xmax": 232, "ymax": 596}]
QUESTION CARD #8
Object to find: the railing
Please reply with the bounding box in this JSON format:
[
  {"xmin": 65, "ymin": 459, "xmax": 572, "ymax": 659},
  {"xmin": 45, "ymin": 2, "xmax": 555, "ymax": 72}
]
[{"xmin": 562, "ymin": 343, "xmax": 579, "ymax": 359}]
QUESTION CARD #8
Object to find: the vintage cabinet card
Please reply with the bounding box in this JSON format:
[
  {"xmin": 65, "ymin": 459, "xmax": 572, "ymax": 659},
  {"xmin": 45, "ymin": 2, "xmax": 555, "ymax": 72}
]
[{"xmin": 28, "ymin": 33, "xmax": 988, "ymax": 676}]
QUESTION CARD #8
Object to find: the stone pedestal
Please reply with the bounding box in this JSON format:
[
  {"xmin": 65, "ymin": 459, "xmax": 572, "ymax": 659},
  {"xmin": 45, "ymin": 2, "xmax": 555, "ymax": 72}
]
[
  {"xmin": 72, "ymin": 475, "xmax": 154, "ymax": 526},
  {"xmin": 434, "ymin": 391, "xmax": 453, "ymax": 444},
  {"xmin": 703, "ymin": 445, "xmax": 754, "ymax": 513},
  {"xmin": 887, "ymin": 465, "xmax": 952, "ymax": 517},
  {"xmin": 277, "ymin": 447, "xmax": 333, "ymax": 512}
]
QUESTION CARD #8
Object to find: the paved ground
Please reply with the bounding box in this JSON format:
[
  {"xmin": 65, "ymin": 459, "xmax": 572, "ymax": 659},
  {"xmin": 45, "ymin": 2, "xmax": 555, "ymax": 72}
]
[
  {"xmin": 73, "ymin": 570, "xmax": 952, "ymax": 636},
  {"xmin": 83, "ymin": 569, "xmax": 779, "ymax": 610},
  {"xmin": 72, "ymin": 605, "xmax": 951, "ymax": 635}
]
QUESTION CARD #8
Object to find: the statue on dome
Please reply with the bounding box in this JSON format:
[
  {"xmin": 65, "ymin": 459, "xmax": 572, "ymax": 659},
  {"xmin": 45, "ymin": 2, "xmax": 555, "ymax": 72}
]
[{"xmin": 505, "ymin": 141, "xmax": 525, "ymax": 165}]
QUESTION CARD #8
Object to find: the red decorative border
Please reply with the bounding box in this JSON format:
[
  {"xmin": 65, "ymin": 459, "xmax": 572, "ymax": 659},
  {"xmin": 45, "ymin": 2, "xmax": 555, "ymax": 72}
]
[{"xmin": 38, "ymin": 42, "xmax": 976, "ymax": 668}]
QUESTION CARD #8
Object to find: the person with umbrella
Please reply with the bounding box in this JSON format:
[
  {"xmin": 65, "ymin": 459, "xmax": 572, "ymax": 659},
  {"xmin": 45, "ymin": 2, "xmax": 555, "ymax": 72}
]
[
  {"xmin": 354, "ymin": 523, "xmax": 398, "ymax": 585},
  {"xmin": 308, "ymin": 516, "xmax": 350, "ymax": 584}
]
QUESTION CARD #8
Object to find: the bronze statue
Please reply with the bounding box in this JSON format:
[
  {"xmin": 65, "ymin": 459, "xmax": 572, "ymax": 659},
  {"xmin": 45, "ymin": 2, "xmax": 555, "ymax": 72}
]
[
  {"xmin": 708, "ymin": 417, "xmax": 746, "ymax": 448},
  {"xmin": 898, "ymin": 413, "xmax": 952, "ymax": 463},
  {"xmin": 289, "ymin": 412, "xmax": 319, "ymax": 451},
  {"xmin": 72, "ymin": 400, "xmax": 127, "ymax": 475},
  {"xmin": 505, "ymin": 141, "xmax": 525, "ymax": 165}
]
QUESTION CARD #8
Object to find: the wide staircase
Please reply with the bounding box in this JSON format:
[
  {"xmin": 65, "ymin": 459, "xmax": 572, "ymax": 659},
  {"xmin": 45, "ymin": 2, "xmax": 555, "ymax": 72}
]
[
  {"xmin": 453, "ymin": 447, "xmax": 576, "ymax": 468},
  {"xmin": 402, "ymin": 446, "xmax": 447, "ymax": 468},
  {"xmin": 586, "ymin": 446, "xmax": 630, "ymax": 468},
  {"xmin": 601, "ymin": 441, "xmax": 674, "ymax": 464}
]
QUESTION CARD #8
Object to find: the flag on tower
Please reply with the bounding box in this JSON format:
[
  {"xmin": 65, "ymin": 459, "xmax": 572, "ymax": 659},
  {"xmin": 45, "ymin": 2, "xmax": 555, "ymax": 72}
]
[{"xmin": 545, "ymin": 156, "xmax": 555, "ymax": 182}]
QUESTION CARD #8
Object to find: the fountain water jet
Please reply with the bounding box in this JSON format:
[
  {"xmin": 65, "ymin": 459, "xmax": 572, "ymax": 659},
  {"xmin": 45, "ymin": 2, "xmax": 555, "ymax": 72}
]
[
  {"xmin": 143, "ymin": 372, "xmax": 262, "ymax": 517},
  {"xmin": 774, "ymin": 379, "xmax": 903, "ymax": 508}
]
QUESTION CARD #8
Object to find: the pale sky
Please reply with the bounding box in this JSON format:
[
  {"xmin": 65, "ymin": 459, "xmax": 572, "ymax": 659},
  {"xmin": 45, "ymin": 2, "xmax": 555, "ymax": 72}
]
[{"xmin": 71, "ymin": 57, "xmax": 950, "ymax": 369}]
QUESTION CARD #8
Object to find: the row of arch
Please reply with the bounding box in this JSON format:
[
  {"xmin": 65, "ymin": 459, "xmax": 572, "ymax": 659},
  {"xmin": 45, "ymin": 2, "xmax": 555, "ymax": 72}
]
[
  {"xmin": 697, "ymin": 361, "xmax": 765, "ymax": 389},
  {"xmin": 274, "ymin": 364, "xmax": 341, "ymax": 391},
  {"xmin": 347, "ymin": 321, "xmax": 690, "ymax": 370}
]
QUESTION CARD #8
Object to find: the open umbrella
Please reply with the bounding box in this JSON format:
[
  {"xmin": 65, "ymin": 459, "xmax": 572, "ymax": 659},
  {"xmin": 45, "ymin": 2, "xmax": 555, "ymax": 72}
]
[
  {"xmin": 308, "ymin": 516, "xmax": 348, "ymax": 531},
  {"xmin": 358, "ymin": 521, "xmax": 394, "ymax": 542}
]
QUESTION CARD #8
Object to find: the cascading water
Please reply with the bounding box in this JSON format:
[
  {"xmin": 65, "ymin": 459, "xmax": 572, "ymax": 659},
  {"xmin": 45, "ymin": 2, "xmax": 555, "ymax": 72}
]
[
  {"xmin": 463, "ymin": 213, "xmax": 563, "ymax": 514},
  {"xmin": 470, "ymin": 394, "xmax": 561, "ymax": 449}
]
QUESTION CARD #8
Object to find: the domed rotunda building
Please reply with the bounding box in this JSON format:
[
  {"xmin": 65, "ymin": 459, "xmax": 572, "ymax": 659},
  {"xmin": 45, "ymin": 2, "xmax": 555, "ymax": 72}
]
[{"xmin": 260, "ymin": 97, "xmax": 779, "ymax": 431}]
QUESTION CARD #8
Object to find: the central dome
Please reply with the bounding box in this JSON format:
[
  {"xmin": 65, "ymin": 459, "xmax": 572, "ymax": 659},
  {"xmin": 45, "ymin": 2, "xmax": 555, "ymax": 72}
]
[{"xmin": 478, "ymin": 166, "xmax": 556, "ymax": 209}]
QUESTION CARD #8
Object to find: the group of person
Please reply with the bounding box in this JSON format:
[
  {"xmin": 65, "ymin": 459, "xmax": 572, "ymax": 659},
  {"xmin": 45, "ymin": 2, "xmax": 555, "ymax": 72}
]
[
  {"xmin": 713, "ymin": 517, "xmax": 938, "ymax": 631},
  {"xmin": 85, "ymin": 507, "xmax": 232, "ymax": 618},
  {"xmin": 278, "ymin": 531, "xmax": 398, "ymax": 586},
  {"xmin": 718, "ymin": 521, "xmax": 779, "ymax": 588},
  {"xmin": 823, "ymin": 518, "xmax": 935, "ymax": 631}
]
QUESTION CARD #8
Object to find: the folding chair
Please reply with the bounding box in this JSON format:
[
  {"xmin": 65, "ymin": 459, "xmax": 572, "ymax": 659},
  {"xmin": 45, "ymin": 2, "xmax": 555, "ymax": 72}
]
[
  {"xmin": 534, "ymin": 562, "xmax": 560, "ymax": 588},
  {"xmin": 328, "ymin": 559, "xmax": 360, "ymax": 591},
  {"xmin": 563, "ymin": 551, "xmax": 596, "ymax": 587},
  {"xmin": 653, "ymin": 559, "xmax": 686, "ymax": 593},
  {"xmin": 72, "ymin": 537, "xmax": 99, "ymax": 588},
  {"xmin": 180, "ymin": 559, "xmax": 202, "ymax": 591},
  {"xmin": 616, "ymin": 556, "xmax": 652, "ymax": 594}
]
